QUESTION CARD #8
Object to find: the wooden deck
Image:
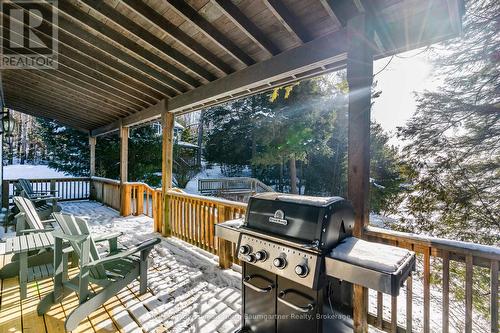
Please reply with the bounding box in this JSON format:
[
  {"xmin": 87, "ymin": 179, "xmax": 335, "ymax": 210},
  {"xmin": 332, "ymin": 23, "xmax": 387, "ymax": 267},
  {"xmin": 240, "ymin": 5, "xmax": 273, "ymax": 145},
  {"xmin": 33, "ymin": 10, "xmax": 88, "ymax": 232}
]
[{"xmin": 0, "ymin": 252, "xmax": 153, "ymax": 333}]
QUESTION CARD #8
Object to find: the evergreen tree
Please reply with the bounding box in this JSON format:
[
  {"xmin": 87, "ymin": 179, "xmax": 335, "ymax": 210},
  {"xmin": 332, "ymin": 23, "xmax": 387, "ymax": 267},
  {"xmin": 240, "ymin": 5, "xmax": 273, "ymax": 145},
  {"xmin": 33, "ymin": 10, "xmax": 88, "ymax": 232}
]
[
  {"xmin": 397, "ymin": 0, "xmax": 499, "ymax": 245},
  {"xmin": 37, "ymin": 119, "xmax": 90, "ymax": 176}
]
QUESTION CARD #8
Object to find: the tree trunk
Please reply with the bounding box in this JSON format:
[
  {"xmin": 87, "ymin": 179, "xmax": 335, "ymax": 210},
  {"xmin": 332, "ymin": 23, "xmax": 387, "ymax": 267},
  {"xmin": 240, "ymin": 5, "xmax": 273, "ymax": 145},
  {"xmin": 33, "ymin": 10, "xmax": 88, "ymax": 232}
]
[
  {"xmin": 279, "ymin": 159, "xmax": 284, "ymax": 192},
  {"xmin": 289, "ymin": 157, "xmax": 297, "ymax": 194}
]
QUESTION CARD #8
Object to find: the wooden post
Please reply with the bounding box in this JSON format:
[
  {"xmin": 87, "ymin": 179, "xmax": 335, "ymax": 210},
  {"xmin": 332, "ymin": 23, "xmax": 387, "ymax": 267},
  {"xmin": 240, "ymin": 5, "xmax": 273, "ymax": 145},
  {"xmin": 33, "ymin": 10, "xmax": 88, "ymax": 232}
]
[
  {"xmin": 2, "ymin": 180, "xmax": 9, "ymax": 210},
  {"xmin": 135, "ymin": 185, "xmax": 144, "ymax": 216},
  {"xmin": 218, "ymin": 206, "xmax": 233, "ymax": 269},
  {"xmin": 346, "ymin": 14, "xmax": 374, "ymax": 333},
  {"xmin": 89, "ymin": 136, "xmax": 96, "ymax": 177},
  {"xmin": 161, "ymin": 102, "xmax": 174, "ymax": 236},
  {"xmin": 120, "ymin": 126, "xmax": 130, "ymax": 216}
]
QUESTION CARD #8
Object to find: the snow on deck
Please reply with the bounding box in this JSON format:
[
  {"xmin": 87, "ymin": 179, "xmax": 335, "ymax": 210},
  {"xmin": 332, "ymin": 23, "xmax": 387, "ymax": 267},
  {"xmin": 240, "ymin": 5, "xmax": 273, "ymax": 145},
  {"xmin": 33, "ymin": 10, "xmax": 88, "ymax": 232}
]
[{"xmin": 62, "ymin": 201, "xmax": 242, "ymax": 333}]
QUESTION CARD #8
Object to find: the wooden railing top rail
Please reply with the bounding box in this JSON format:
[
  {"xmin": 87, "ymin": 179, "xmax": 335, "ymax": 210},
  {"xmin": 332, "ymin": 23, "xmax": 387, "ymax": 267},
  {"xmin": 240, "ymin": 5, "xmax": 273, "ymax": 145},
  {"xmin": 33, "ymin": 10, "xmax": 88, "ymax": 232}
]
[
  {"xmin": 90, "ymin": 176, "xmax": 121, "ymax": 185},
  {"xmin": 5, "ymin": 177, "xmax": 90, "ymax": 182},
  {"xmin": 166, "ymin": 189, "xmax": 248, "ymax": 210},
  {"xmin": 366, "ymin": 226, "xmax": 500, "ymax": 261}
]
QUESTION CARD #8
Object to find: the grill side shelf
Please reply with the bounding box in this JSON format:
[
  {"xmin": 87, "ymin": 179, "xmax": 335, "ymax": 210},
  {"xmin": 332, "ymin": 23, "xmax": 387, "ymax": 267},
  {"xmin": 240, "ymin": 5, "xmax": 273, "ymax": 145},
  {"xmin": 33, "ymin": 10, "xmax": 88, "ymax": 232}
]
[{"xmin": 324, "ymin": 252, "xmax": 416, "ymax": 296}]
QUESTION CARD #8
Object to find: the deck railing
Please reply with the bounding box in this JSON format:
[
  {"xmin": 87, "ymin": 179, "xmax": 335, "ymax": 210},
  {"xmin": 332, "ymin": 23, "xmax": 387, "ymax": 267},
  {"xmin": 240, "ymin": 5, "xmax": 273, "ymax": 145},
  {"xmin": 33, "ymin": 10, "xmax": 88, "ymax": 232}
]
[
  {"xmin": 3, "ymin": 176, "xmax": 497, "ymax": 333},
  {"xmin": 89, "ymin": 177, "xmax": 121, "ymax": 211},
  {"xmin": 164, "ymin": 190, "xmax": 499, "ymax": 333},
  {"xmin": 198, "ymin": 177, "xmax": 274, "ymax": 194},
  {"xmin": 2, "ymin": 177, "xmax": 91, "ymax": 208}
]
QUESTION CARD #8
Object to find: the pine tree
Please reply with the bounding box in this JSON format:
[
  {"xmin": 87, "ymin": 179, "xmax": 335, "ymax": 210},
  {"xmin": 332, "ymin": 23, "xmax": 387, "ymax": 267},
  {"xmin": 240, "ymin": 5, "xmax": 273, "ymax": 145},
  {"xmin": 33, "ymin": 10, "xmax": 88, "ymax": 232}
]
[{"xmin": 397, "ymin": 0, "xmax": 499, "ymax": 245}]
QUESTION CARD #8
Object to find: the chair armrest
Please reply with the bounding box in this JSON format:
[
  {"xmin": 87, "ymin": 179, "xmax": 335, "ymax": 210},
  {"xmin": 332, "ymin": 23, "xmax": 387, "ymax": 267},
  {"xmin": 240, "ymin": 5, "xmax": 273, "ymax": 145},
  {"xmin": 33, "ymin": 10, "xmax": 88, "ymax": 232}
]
[
  {"xmin": 19, "ymin": 228, "xmax": 54, "ymax": 234},
  {"xmin": 52, "ymin": 231, "xmax": 89, "ymax": 244},
  {"xmin": 85, "ymin": 238, "xmax": 161, "ymax": 268},
  {"xmin": 93, "ymin": 232, "xmax": 123, "ymax": 243}
]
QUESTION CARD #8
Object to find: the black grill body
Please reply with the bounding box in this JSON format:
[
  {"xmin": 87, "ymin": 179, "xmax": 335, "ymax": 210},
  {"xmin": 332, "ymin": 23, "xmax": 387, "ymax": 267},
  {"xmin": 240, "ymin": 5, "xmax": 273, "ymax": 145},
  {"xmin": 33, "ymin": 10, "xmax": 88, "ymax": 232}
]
[{"xmin": 245, "ymin": 193, "xmax": 354, "ymax": 252}]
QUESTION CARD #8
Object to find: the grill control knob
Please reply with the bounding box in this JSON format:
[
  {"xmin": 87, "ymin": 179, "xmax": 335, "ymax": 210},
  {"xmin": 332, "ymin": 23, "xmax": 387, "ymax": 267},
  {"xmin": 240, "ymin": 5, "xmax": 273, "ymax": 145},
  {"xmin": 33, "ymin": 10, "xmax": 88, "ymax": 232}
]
[
  {"xmin": 273, "ymin": 257, "xmax": 287, "ymax": 269},
  {"xmin": 239, "ymin": 245, "xmax": 251, "ymax": 255},
  {"xmin": 243, "ymin": 254, "xmax": 256, "ymax": 263},
  {"xmin": 294, "ymin": 264, "xmax": 309, "ymax": 278},
  {"xmin": 255, "ymin": 250, "xmax": 268, "ymax": 261}
]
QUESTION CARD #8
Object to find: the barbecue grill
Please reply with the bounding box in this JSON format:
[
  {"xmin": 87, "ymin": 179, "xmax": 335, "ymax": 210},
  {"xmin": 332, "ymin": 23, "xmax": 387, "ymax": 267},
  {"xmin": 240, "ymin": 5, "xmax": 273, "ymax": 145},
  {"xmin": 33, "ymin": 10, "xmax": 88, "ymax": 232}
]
[{"xmin": 215, "ymin": 193, "xmax": 415, "ymax": 333}]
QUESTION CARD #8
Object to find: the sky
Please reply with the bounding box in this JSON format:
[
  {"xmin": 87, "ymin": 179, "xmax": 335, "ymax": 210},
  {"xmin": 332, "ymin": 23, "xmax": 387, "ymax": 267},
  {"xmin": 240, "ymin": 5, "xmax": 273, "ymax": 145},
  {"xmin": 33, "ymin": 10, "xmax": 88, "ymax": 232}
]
[{"xmin": 370, "ymin": 48, "xmax": 443, "ymax": 147}]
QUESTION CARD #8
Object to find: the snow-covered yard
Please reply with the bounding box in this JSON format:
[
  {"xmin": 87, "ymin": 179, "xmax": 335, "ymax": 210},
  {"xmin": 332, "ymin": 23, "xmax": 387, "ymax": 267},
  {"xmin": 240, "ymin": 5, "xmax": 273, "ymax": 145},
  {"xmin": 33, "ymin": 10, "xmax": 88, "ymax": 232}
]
[{"xmin": 3, "ymin": 164, "xmax": 71, "ymax": 180}]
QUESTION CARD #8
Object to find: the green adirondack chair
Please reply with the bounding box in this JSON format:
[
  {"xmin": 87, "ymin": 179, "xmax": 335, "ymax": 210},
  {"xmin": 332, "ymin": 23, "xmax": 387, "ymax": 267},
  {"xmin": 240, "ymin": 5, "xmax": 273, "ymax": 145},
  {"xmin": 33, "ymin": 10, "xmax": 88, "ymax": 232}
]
[
  {"xmin": 15, "ymin": 179, "xmax": 61, "ymax": 218},
  {"xmin": 0, "ymin": 196, "xmax": 57, "ymax": 279},
  {"xmin": 13, "ymin": 196, "xmax": 56, "ymax": 235},
  {"xmin": 38, "ymin": 212, "xmax": 161, "ymax": 332}
]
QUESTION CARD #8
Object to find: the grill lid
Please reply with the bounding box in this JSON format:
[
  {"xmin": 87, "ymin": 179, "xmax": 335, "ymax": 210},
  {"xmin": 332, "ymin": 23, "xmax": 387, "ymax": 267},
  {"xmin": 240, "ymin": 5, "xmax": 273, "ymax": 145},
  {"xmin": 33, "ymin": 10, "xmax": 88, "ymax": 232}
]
[{"xmin": 245, "ymin": 193, "xmax": 354, "ymax": 251}]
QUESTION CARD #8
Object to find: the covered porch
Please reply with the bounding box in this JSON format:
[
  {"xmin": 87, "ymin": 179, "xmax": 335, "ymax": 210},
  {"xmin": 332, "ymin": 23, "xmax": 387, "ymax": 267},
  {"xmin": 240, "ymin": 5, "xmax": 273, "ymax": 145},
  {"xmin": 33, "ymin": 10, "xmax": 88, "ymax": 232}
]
[{"xmin": 0, "ymin": 0, "xmax": 497, "ymax": 332}]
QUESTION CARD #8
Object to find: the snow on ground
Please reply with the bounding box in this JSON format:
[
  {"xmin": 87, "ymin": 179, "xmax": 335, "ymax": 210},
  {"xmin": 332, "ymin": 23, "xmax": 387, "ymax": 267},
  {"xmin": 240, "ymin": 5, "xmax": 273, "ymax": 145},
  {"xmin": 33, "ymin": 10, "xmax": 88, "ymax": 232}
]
[
  {"xmin": 3, "ymin": 164, "xmax": 71, "ymax": 180},
  {"xmin": 50, "ymin": 201, "xmax": 489, "ymax": 333}
]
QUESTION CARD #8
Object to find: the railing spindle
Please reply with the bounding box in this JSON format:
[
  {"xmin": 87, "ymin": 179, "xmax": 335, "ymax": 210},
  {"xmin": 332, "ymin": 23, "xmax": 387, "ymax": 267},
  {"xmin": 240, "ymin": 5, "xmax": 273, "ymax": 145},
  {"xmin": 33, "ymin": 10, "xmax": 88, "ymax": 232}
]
[
  {"xmin": 465, "ymin": 255, "xmax": 473, "ymax": 333},
  {"xmin": 491, "ymin": 260, "xmax": 498, "ymax": 333},
  {"xmin": 442, "ymin": 250, "xmax": 450, "ymax": 333},
  {"xmin": 406, "ymin": 275, "xmax": 413, "ymax": 333},
  {"xmin": 391, "ymin": 296, "xmax": 397, "ymax": 333},
  {"xmin": 377, "ymin": 292, "xmax": 383, "ymax": 328},
  {"xmin": 424, "ymin": 247, "xmax": 431, "ymax": 333}
]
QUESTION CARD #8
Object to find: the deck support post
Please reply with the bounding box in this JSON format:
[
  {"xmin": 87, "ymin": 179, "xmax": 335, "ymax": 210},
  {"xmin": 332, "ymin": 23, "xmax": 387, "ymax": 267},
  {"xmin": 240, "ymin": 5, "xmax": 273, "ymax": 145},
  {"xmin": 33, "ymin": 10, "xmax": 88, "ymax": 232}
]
[
  {"xmin": 89, "ymin": 136, "xmax": 96, "ymax": 200},
  {"xmin": 119, "ymin": 125, "xmax": 130, "ymax": 216},
  {"xmin": 346, "ymin": 13, "xmax": 374, "ymax": 333},
  {"xmin": 89, "ymin": 136, "xmax": 96, "ymax": 177},
  {"xmin": 161, "ymin": 101, "xmax": 174, "ymax": 236}
]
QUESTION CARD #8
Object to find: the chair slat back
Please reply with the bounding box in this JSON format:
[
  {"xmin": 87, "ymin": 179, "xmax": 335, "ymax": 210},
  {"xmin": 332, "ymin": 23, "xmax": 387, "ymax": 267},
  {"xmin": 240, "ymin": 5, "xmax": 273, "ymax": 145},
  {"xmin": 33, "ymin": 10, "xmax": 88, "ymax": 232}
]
[
  {"xmin": 52, "ymin": 213, "xmax": 107, "ymax": 279},
  {"xmin": 18, "ymin": 179, "xmax": 35, "ymax": 196},
  {"xmin": 13, "ymin": 196, "xmax": 44, "ymax": 230}
]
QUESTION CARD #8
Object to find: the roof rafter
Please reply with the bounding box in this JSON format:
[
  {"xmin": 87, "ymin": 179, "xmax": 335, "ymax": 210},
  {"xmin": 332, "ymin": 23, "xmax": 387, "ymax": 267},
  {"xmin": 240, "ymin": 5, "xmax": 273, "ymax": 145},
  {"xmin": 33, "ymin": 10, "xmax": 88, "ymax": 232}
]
[
  {"xmin": 212, "ymin": 0, "xmax": 280, "ymax": 56},
  {"xmin": 264, "ymin": 0, "xmax": 313, "ymax": 43},
  {"xmin": 121, "ymin": 0, "xmax": 233, "ymax": 76},
  {"xmin": 3, "ymin": 71, "xmax": 130, "ymax": 119},
  {"xmin": 165, "ymin": 0, "xmax": 255, "ymax": 67},
  {"xmin": 78, "ymin": 0, "xmax": 213, "ymax": 85},
  {"xmin": 56, "ymin": 1, "xmax": 188, "ymax": 94},
  {"xmin": 3, "ymin": 78, "xmax": 118, "ymax": 124}
]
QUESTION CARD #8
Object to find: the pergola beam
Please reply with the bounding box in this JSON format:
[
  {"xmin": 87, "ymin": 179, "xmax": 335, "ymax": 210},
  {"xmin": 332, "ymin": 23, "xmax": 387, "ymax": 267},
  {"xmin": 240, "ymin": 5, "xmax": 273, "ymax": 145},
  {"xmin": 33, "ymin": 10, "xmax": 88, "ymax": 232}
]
[
  {"xmin": 264, "ymin": 0, "xmax": 313, "ymax": 43},
  {"xmin": 166, "ymin": 0, "xmax": 255, "ymax": 67},
  {"xmin": 212, "ymin": 0, "xmax": 281, "ymax": 56}
]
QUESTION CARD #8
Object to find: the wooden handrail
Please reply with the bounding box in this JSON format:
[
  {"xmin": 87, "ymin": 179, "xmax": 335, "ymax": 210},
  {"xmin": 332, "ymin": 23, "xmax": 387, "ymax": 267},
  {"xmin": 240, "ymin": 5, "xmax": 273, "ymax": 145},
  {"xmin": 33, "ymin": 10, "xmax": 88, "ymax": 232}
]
[
  {"xmin": 2, "ymin": 177, "xmax": 92, "ymax": 208},
  {"xmin": 365, "ymin": 226, "xmax": 500, "ymax": 262}
]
